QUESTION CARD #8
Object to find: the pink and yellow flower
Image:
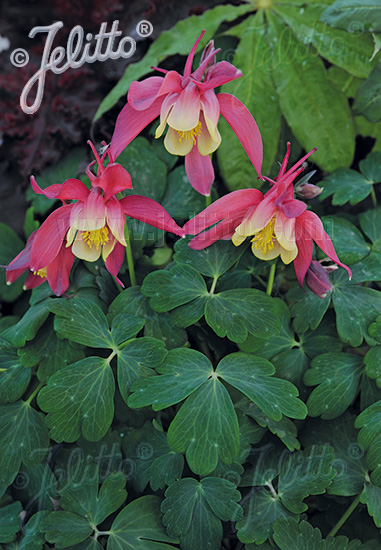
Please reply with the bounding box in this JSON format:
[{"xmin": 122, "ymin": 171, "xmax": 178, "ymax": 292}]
[
  {"xmin": 110, "ymin": 31, "xmax": 263, "ymax": 196},
  {"xmin": 6, "ymin": 142, "xmax": 184, "ymax": 295},
  {"xmin": 184, "ymin": 143, "xmax": 351, "ymax": 289}
]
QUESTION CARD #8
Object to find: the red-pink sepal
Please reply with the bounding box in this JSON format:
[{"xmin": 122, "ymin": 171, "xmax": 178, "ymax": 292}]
[
  {"xmin": 6, "ymin": 231, "xmax": 37, "ymax": 284},
  {"xmin": 121, "ymin": 195, "xmax": 185, "ymax": 237},
  {"xmin": 183, "ymin": 189, "xmax": 263, "ymax": 236},
  {"xmin": 185, "ymin": 149, "xmax": 214, "ymax": 196},
  {"xmin": 30, "ymin": 176, "xmax": 90, "ymax": 203},
  {"xmin": 218, "ymin": 93, "xmax": 263, "ymax": 179},
  {"xmin": 105, "ymin": 241, "xmax": 125, "ymax": 287},
  {"xmin": 30, "ymin": 204, "xmax": 72, "ymax": 271},
  {"xmin": 94, "ymin": 164, "xmax": 132, "ymax": 203},
  {"xmin": 45, "ymin": 245, "xmax": 75, "ymax": 296},
  {"xmin": 110, "ymin": 98, "xmax": 163, "ymax": 160}
]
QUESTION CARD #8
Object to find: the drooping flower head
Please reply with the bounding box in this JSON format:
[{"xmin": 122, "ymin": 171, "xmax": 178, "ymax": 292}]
[
  {"xmin": 110, "ymin": 30, "xmax": 263, "ymax": 196},
  {"xmin": 6, "ymin": 142, "xmax": 184, "ymax": 295},
  {"xmin": 183, "ymin": 143, "xmax": 351, "ymax": 290}
]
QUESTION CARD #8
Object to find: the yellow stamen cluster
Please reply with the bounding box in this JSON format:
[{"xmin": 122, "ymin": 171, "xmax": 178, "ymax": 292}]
[
  {"xmin": 176, "ymin": 121, "xmax": 202, "ymax": 145},
  {"xmin": 251, "ymin": 216, "xmax": 276, "ymax": 254},
  {"xmin": 81, "ymin": 226, "xmax": 109, "ymax": 250},
  {"xmin": 33, "ymin": 267, "xmax": 47, "ymax": 278}
]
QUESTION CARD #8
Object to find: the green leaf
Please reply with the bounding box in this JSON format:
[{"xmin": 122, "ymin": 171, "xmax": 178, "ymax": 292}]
[
  {"xmin": 368, "ymin": 315, "xmax": 381, "ymax": 342},
  {"xmin": 12, "ymin": 463, "xmax": 58, "ymax": 511},
  {"xmin": 128, "ymin": 348, "xmax": 212, "ymax": 410},
  {"xmin": 360, "ymin": 206, "xmax": 381, "ymax": 243},
  {"xmin": 354, "ymin": 62, "xmax": 381, "ymax": 122},
  {"xmin": 331, "ymin": 270, "xmax": 381, "ymax": 346},
  {"xmin": 361, "ymin": 483, "xmax": 381, "ymax": 527},
  {"xmin": 161, "ymin": 166, "xmax": 205, "ymax": 220},
  {"xmin": 287, "ymin": 284, "xmax": 331, "ymax": 334},
  {"xmin": 117, "ymin": 137, "xmax": 167, "ymax": 202},
  {"xmin": 161, "ymin": 477, "xmax": 242, "ymax": 550},
  {"xmin": 364, "ymin": 346, "xmax": 381, "ymax": 387},
  {"xmin": 173, "ymin": 237, "xmax": 246, "ymax": 278},
  {"xmin": 108, "ymin": 495, "xmax": 178, "ymax": 550},
  {"xmin": 122, "ymin": 423, "xmax": 184, "ymax": 492},
  {"xmin": 60, "ymin": 468, "xmax": 127, "ymax": 526},
  {"xmin": 0, "ymin": 502, "xmax": 21, "ymax": 544},
  {"xmin": 236, "ymin": 487, "xmax": 296, "ymax": 544},
  {"xmin": 301, "ymin": 414, "xmax": 368, "ymax": 496},
  {"xmin": 266, "ymin": 12, "xmax": 355, "ymax": 172},
  {"xmin": 320, "ymin": 0, "xmax": 381, "ymax": 33},
  {"xmin": 94, "ymin": 3, "xmax": 253, "ymax": 120},
  {"xmin": 217, "ymin": 353, "xmax": 307, "ymax": 421},
  {"xmin": 274, "ymin": 3, "xmax": 378, "ymax": 79},
  {"xmin": 359, "ymin": 152, "xmax": 381, "ymax": 183},
  {"xmin": 0, "ymin": 401, "xmax": 49, "ymax": 492},
  {"xmin": 108, "ymin": 287, "xmax": 187, "ymax": 349},
  {"xmin": 272, "ymin": 518, "xmax": 324, "ymax": 550},
  {"xmin": 355, "ymin": 401, "xmax": 381, "ymax": 486},
  {"xmin": 0, "ymin": 223, "xmax": 24, "ymax": 303},
  {"xmin": 23, "ymin": 206, "xmax": 39, "ymax": 240},
  {"xmin": 304, "ymin": 353, "xmax": 363, "ymax": 419},
  {"xmin": 110, "ymin": 314, "xmax": 145, "ymax": 347},
  {"xmin": 48, "ymin": 298, "xmax": 112, "ymax": 348},
  {"xmin": 167, "ymin": 378, "xmax": 240, "ymax": 475},
  {"xmin": 242, "ymin": 401, "xmax": 300, "ymax": 451},
  {"xmin": 18, "ymin": 323, "xmax": 85, "ymax": 382},
  {"xmin": 278, "ymin": 445, "xmax": 335, "ymax": 513},
  {"xmin": 204, "ymin": 289, "xmax": 281, "ymax": 343},
  {"xmin": 129, "ymin": 350, "xmax": 239, "ymax": 475},
  {"xmin": 42, "ymin": 511, "xmax": 93, "ymax": 548},
  {"xmin": 17, "ymin": 511, "xmax": 49, "ymax": 550},
  {"xmin": 320, "ymin": 170, "xmax": 373, "ymax": 206},
  {"xmin": 1, "ymin": 302, "xmax": 51, "ymax": 348},
  {"xmin": 141, "ymin": 264, "xmax": 207, "ymax": 313},
  {"xmin": 117, "ymin": 337, "xmax": 167, "ymax": 403},
  {"xmin": 0, "ymin": 338, "xmax": 30, "ymax": 404},
  {"xmin": 219, "ymin": 11, "xmax": 282, "ymax": 183},
  {"xmin": 38, "ymin": 357, "xmax": 115, "ymax": 442}
]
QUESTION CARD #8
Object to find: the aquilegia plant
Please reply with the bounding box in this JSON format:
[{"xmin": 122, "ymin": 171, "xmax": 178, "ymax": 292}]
[{"xmin": 2, "ymin": 19, "xmax": 380, "ymax": 550}]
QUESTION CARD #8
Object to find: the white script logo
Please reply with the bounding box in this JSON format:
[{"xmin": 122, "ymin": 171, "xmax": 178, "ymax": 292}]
[{"xmin": 10, "ymin": 20, "xmax": 153, "ymax": 115}]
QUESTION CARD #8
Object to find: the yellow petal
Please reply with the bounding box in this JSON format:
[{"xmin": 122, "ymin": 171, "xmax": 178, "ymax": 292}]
[
  {"xmin": 280, "ymin": 244, "xmax": 298, "ymax": 265},
  {"xmin": 102, "ymin": 235, "xmax": 117, "ymax": 261},
  {"xmin": 252, "ymin": 240, "xmax": 281, "ymax": 261},
  {"xmin": 232, "ymin": 231, "xmax": 247, "ymax": 247},
  {"xmin": 197, "ymin": 122, "xmax": 221, "ymax": 156},
  {"xmin": 71, "ymin": 233, "xmax": 101, "ymax": 261},
  {"xmin": 274, "ymin": 215, "xmax": 296, "ymax": 251},
  {"xmin": 164, "ymin": 127, "xmax": 194, "ymax": 156}
]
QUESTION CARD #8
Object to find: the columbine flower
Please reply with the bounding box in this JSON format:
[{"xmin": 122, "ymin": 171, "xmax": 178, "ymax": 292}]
[
  {"xmin": 110, "ymin": 31, "xmax": 263, "ymax": 196},
  {"xmin": 183, "ymin": 143, "xmax": 351, "ymax": 288},
  {"xmin": 5, "ymin": 230, "xmax": 75, "ymax": 295},
  {"xmin": 6, "ymin": 142, "xmax": 184, "ymax": 295}
]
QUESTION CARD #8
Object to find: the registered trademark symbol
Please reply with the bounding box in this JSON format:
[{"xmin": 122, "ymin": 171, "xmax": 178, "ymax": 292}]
[{"xmin": 136, "ymin": 20, "xmax": 153, "ymax": 38}]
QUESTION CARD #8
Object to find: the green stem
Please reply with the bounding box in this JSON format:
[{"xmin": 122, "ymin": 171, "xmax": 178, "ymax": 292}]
[
  {"xmin": 124, "ymin": 220, "xmax": 136, "ymax": 287},
  {"xmin": 209, "ymin": 275, "xmax": 218, "ymax": 295},
  {"xmin": 327, "ymin": 493, "xmax": 361, "ymax": 538},
  {"xmin": 205, "ymin": 193, "xmax": 212, "ymax": 208},
  {"xmin": 25, "ymin": 381, "xmax": 44, "ymax": 405},
  {"xmin": 370, "ymin": 186, "xmax": 377, "ymax": 208},
  {"xmin": 266, "ymin": 263, "xmax": 276, "ymax": 296},
  {"xmin": 254, "ymin": 275, "xmax": 267, "ymax": 289}
]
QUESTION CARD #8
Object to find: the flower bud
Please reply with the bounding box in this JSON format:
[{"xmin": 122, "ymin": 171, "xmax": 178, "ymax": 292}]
[
  {"xmin": 305, "ymin": 260, "xmax": 332, "ymax": 299},
  {"xmin": 295, "ymin": 182, "xmax": 323, "ymax": 199}
]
